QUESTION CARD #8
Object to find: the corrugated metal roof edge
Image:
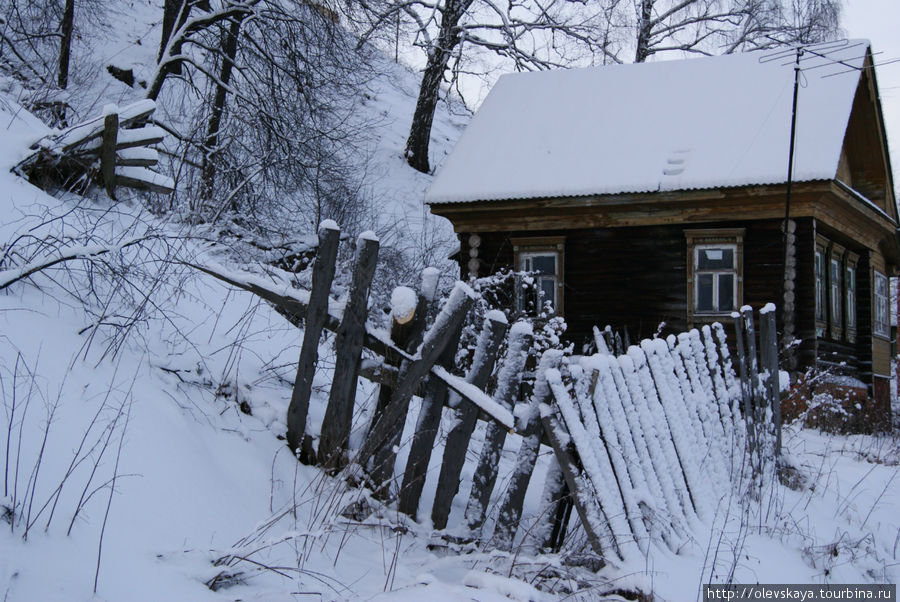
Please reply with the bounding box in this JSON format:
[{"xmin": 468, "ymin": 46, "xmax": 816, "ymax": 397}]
[{"xmin": 425, "ymin": 177, "xmax": 832, "ymax": 205}]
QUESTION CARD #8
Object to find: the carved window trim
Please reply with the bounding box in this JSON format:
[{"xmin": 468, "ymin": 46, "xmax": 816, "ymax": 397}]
[
  {"xmin": 685, "ymin": 228, "xmax": 744, "ymax": 327},
  {"xmin": 511, "ymin": 236, "xmax": 565, "ymax": 317}
]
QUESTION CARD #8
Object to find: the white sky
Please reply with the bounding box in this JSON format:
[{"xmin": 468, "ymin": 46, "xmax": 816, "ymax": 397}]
[{"xmin": 827, "ymin": 1, "xmax": 900, "ymax": 188}]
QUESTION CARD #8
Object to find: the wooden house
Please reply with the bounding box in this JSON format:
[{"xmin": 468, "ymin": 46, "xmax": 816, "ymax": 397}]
[{"xmin": 426, "ymin": 41, "xmax": 900, "ymax": 422}]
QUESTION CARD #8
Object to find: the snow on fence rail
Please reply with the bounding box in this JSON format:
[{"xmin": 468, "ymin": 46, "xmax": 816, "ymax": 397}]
[
  {"xmin": 14, "ymin": 99, "xmax": 173, "ymax": 198},
  {"xmin": 191, "ymin": 221, "xmax": 781, "ymax": 563}
]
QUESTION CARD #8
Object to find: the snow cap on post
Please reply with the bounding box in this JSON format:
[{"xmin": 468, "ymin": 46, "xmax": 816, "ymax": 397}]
[
  {"xmin": 484, "ymin": 309, "xmax": 508, "ymax": 324},
  {"xmin": 391, "ymin": 286, "xmax": 418, "ymax": 324},
  {"xmin": 319, "ymin": 219, "xmax": 339, "ymax": 232},
  {"xmin": 358, "ymin": 230, "xmax": 379, "ymax": 243},
  {"xmin": 509, "ymin": 320, "xmax": 533, "ymax": 337},
  {"xmin": 421, "ymin": 266, "xmax": 441, "ymax": 301}
]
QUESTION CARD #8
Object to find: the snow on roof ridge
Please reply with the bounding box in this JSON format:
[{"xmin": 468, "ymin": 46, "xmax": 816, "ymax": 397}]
[{"xmin": 427, "ymin": 41, "xmax": 872, "ymax": 205}]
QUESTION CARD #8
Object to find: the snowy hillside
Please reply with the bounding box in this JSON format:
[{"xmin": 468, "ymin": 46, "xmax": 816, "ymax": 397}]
[{"xmin": 2, "ymin": 0, "xmax": 900, "ymax": 600}]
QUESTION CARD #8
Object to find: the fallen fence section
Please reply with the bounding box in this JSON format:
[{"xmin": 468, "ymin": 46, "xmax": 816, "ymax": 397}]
[
  {"xmin": 15, "ymin": 99, "xmax": 173, "ymax": 197},
  {"xmin": 542, "ymin": 313, "xmax": 778, "ymax": 565},
  {"xmin": 191, "ymin": 221, "xmax": 780, "ymax": 566}
]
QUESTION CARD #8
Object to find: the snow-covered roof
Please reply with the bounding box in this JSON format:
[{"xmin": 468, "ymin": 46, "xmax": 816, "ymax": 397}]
[{"xmin": 427, "ymin": 41, "xmax": 873, "ymax": 204}]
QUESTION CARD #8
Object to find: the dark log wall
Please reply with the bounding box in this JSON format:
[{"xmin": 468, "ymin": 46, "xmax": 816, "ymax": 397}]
[
  {"xmin": 462, "ymin": 219, "xmax": 796, "ymax": 350},
  {"xmin": 466, "ymin": 224, "xmax": 685, "ymax": 350},
  {"xmin": 460, "ymin": 216, "xmax": 876, "ymax": 382}
]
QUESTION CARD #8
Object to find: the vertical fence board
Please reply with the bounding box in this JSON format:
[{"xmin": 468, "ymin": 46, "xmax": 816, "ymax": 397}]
[
  {"xmin": 541, "ymin": 410, "xmax": 608, "ymax": 559},
  {"xmin": 367, "ymin": 292, "xmax": 426, "ymax": 445},
  {"xmin": 363, "ymin": 283, "xmax": 477, "ymax": 493},
  {"xmin": 464, "ymin": 324, "xmax": 532, "ymax": 533},
  {"xmin": 286, "ymin": 224, "xmax": 340, "ymax": 463},
  {"xmin": 760, "ymin": 307, "xmax": 781, "ymax": 456},
  {"xmin": 493, "ymin": 352, "xmax": 566, "ymax": 552},
  {"xmin": 397, "ymin": 321, "xmax": 463, "ymax": 518},
  {"xmin": 101, "ymin": 112, "xmax": 118, "ymax": 199},
  {"xmin": 317, "ymin": 235, "xmax": 379, "ymax": 468},
  {"xmin": 430, "ymin": 313, "xmax": 508, "ymax": 530}
]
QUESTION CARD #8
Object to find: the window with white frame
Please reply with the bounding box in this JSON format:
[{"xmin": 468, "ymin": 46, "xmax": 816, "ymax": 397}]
[
  {"xmin": 520, "ymin": 252, "xmax": 558, "ymax": 313},
  {"xmin": 874, "ymin": 271, "xmax": 890, "ymax": 338},
  {"xmin": 814, "ymin": 248, "xmax": 826, "ymax": 334},
  {"xmin": 845, "ymin": 257, "xmax": 857, "ymax": 341},
  {"xmin": 695, "ymin": 246, "xmax": 736, "ymax": 312},
  {"xmin": 685, "ymin": 229, "xmax": 743, "ymax": 321},
  {"xmin": 511, "ymin": 236, "xmax": 565, "ymax": 317},
  {"xmin": 829, "ymin": 257, "xmax": 842, "ymax": 326}
]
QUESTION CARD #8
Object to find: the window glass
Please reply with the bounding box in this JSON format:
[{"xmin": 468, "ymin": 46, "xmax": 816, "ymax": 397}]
[
  {"xmin": 694, "ymin": 245, "xmax": 736, "ymax": 313},
  {"xmin": 530, "ymin": 255, "xmax": 556, "ymax": 276},
  {"xmin": 814, "ymin": 250, "xmax": 826, "ymax": 322},
  {"xmin": 697, "ymin": 273, "xmax": 714, "ymax": 311},
  {"xmin": 830, "ymin": 258, "xmax": 842, "ymax": 325},
  {"xmin": 518, "ymin": 250, "xmax": 561, "ymax": 316},
  {"xmin": 540, "ymin": 278, "xmax": 555, "ymax": 308},
  {"xmin": 875, "ymin": 271, "xmax": 889, "ymax": 337},
  {"xmin": 846, "ymin": 265, "xmax": 856, "ymax": 330},
  {"xmin": 718, "ymin": 273, "xmax": 734, "ymax": 311},
  {"xmin": 697, "ymin": 248, "xmax": 733, "ymax": 270}
]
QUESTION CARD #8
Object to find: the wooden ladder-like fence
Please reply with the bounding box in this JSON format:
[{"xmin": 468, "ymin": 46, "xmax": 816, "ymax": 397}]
[{"xmin": 195, "ymin": 222, "xmax": 781, "ymax": 560}]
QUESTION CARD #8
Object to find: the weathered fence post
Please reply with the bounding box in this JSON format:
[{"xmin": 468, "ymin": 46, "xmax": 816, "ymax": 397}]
[
  {"xmin": 367, "ymin": 286, "xmax": 426, "ymax": 443},
  {"xmin": 493, "ymin": 350, "xmax": 563, "ymax": 551},
  {"xmin": 360, "ymin": 282, "xmax": 476, "ymax": 493},
  {"xmin": 318, "ymin": 233, "xmax": 380, "ymax": 469},
  {"xmin": 464, "ymin": 321, "xmax": 532, "ymax": 533},
  {"xmin": 397, "ymin": 269, "xmax": 457, "ymax": 516},
  {"xmin": 101, "ymin": 109, "xmax": 118, "ymax": 199},
  {"xmin": 430, "ymin": 311, "xmax": 508, "ymax": 530},
  {"xmin": 397, "ymin": 321, "xmax": 464, "ymax": 517},
  {"xmin": 286, "ymin": 222, "xmax": 340, "ymax": 463},
  {"xmin": 759, "ymin": 304, "xmax": 781, "ymax": 456},
  {"xmin": 741, "ymin": 306, "xmax": 761, "ymax": 410}
]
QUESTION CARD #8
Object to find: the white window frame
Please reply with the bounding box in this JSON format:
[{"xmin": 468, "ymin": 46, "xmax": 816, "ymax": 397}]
[
  {"xmin": 844, "ymin": 261, "xmax": 858, "ymax": 343},
  {"xmin": 685, "ymin": 228, "xmax": 744, "ymax": 325},
  {"xmin": 874, "ymin": 270, "xmax": 890, "ymax": 338},
  {"xmin": 828, "ymin": 244, "xmax": 845, "ymax": 340},
  {"xmin": 511, "ymin": 236, "xmax": 565, "ymax": 317},
  {"xmin": 693, "ymin": 244, "xmax": 738, "ymax": 313},
  {"xmin": 814, "ymin": 241, "xmax": 827, "ymax": 337}
]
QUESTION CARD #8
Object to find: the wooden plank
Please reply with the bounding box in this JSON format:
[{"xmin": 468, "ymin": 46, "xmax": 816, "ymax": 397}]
[
  {"xmin": 732, "ymin": 311, "xmax": 756, "ymax": 462},
  {"xmin": 114, "ymin": 125, "xmax": 165, "ymax": 150},
  {"xmin": 493, "ymin": 351, "xmax": 563, "ymax": 552},
  {"xmin": 760, "ymin": 306, "xmax": 781, "ymax": 456},
  {"xmin": 397, "ymin": 321, "xmax": 463, "ymax": 518},
  {"xmin": 101, "ymin": 112, "xmax": 118, "ymax": 200},
  {"xmin": 116, "ymin": 147, "xmax": 159, "ymax": 167},
  {"xmin": 41, "ymin": 99, "xmax": 157, "ymax": 154},
  {"xmin": 360, "ymin": 282, "xmax": 477, "ymax": 491},
  {"xmin": 540, "ymin": 410, "xmax": 607, "ymax": 560},
  {"xmin": 317, "ymin": 235, "xmax": 380, "ymax": 469},
  {"xmin": 464, "ymin": 323, "xmax": 532, "ymax": 533},
  {"xmin": 285, "ymin": 224, "xmax": 339, "ymax": 464},
  {"xmin": 113, "ymin": 167, "xmax": 174, "ymax": 194},
  {"xmin": 430, "ymin": 313, "xmax": 508, "ymax": 530}
]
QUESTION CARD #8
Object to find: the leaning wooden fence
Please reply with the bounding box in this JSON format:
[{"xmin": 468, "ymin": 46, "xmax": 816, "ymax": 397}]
[{"xmin": 194, "ymin": 221, "xmax": 781, "ymax": 561}]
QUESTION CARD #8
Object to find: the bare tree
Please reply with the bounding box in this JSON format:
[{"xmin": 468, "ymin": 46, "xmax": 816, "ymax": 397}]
[
  {"xmin": 355, "ymin": 0, "xmax": 614, "ymax": 173},
  {"xmin": 629, "ymin": 0, "xmax": 841, "ymax": 64},
  {"xmin": 356, "ymin": 0, "xmax": 839, "ymax": 174}
]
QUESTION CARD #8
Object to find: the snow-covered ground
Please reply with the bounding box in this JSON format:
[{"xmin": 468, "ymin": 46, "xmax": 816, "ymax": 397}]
[{"xmin": 1, "ymin": 2, "xmax": 899, "ymax": 599}]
